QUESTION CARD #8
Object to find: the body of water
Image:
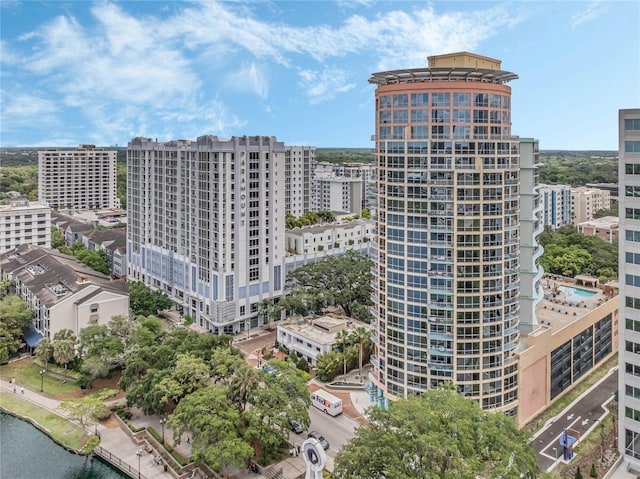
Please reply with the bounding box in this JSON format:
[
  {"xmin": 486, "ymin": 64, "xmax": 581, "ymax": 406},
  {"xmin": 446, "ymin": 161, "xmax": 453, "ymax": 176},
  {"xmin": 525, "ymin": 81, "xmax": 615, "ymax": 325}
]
[
  {"xmin": 0, "ymin": 412, "xmax": 129, "ymax": 479},
  {"xmin": 558, "ymin": 285, "xmax": 598, "ymax": 301}
]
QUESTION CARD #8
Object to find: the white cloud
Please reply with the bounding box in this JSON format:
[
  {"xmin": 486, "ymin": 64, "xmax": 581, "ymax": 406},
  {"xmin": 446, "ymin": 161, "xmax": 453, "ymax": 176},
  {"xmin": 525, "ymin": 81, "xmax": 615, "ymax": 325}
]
[
  {"xmin": 225, "ymin": 62, "xmax": 269, "ymax": 99},
  {"xmin": 297, "ymin": 66, "xmax": 356, "ymax": 105},
  {"xmin": 570, "ymin": 0, "xmax": 608, "ymax": 28},
  {"xmin": 1, "ymin": 92, "xmax": 58, "ymax": 123},
  {"xmin": 1, "ymin": 1, "xmax": 530, "ymax": 144}
]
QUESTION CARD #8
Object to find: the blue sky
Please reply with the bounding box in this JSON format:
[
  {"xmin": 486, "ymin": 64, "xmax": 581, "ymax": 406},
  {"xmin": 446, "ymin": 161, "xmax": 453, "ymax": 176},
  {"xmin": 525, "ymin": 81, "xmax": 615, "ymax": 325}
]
[{"xmin": 1, "ymin": 1, "xmax": 638, "ymax": 149}]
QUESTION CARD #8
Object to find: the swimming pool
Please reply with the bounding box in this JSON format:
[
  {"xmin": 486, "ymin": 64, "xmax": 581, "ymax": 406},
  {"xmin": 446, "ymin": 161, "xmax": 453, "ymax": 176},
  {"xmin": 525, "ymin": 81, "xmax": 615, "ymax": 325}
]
[{"xmin": 558, "ymin": 285, "xmax": 597, "ymax": 301}]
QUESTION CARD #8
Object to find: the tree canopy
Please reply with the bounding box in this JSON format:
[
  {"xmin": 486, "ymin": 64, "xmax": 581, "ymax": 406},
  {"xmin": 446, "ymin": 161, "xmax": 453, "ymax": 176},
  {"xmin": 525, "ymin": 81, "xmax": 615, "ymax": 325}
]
[
  {"xmin": 0, "ymin": 294, "xmax": 34, "ymax": 363},
  {"xmin": 539, "ymin": 226, "xmax": 618, "ymax": 280},
  {"xmin": 128, "ymin": 281, "xmax": 172, "ymax": 317},
  {"xmin": 169, "ymin": 359, "xmax": 310, "ymax": 471},
  {"xmin": 282, "ymin": 250, "xmax": 373, "ymax": 320},
  {"xmin": 333, "ymin": 387, "xmax": 539, "ymax": 479}
]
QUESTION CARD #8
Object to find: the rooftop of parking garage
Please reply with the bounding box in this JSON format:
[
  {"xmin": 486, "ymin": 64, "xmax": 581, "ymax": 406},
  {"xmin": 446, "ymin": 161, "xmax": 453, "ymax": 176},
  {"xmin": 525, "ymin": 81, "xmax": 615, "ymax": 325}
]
[{"xmin": 528, "ymin": 275, "xmax": 617, "ymax": 337}]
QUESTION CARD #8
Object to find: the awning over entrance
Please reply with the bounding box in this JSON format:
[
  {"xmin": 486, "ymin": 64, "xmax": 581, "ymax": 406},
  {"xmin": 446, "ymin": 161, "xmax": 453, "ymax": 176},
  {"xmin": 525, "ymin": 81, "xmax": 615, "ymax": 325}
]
[{"xmin": 23, "ymin": 324, "xmax": 43, "ymax": 348}]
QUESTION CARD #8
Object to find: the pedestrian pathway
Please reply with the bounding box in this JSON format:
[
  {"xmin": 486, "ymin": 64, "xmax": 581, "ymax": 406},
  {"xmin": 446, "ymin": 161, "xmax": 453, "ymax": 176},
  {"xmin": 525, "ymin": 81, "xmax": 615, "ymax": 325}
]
[{"xmin": 0, "ymin": 378, "xmax": 173, "ymax": 479}]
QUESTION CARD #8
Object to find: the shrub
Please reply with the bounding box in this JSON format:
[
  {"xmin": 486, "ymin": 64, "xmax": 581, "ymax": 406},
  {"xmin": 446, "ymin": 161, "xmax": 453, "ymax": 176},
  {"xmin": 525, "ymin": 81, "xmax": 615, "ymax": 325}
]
[
  {"xmin": 87, "ymin": 388, "xmax": 119, "ymax": 401},
  {"xmin": 116, "ymin": 409, "xmax": 132, "ymax": 421},
  {"xmin": 590, "ymin": 464, "xmax": 597, "ymax": 478},
  {"xmin": 82, "ymin": 436, "xmax": 100, "ymax": 454}
]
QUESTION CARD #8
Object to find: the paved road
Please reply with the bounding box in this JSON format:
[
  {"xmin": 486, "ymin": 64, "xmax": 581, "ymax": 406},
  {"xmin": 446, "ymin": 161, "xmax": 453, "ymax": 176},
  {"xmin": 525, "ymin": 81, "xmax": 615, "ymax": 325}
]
[{"xmin": 532, "ymin": 368, "xmax": 618, "ymax": 472}]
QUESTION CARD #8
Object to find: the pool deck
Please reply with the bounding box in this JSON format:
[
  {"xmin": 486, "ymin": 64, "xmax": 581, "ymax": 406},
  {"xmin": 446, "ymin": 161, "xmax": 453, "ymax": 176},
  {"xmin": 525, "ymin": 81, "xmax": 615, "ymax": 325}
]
[{"xmin": 535, "ymin": 277, "xmax": 609, "ymax": 331}]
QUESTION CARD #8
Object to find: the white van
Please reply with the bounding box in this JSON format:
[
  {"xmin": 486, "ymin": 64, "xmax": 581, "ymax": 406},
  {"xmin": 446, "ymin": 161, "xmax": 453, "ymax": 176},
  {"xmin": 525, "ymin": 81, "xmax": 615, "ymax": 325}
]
[{"xmin": 311, "ymin": 389, "xmax": 342, "ymax": 416}]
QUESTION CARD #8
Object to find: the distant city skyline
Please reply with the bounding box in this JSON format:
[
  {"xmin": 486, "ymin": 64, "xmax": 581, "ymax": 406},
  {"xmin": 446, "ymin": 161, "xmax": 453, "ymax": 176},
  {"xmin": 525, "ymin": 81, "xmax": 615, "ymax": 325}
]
[{"xmin": 1, "ymin": 0, "xmax": 638, "ymax": 149}]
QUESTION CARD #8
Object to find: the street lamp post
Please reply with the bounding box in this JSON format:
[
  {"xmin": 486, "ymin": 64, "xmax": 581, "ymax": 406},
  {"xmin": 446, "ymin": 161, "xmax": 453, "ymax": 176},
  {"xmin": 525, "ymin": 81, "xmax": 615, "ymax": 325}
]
[
  {"xmin": 552, "ymin": 447, "xmax": 558, "ymax": 465},
  {"xmin": 160, "ymin": 416, "xmax": 167, "ymax": 445},
  {"xmin": 136, "ymin": 449, "xmax": 143, "ymax": 479},
  {"xmin": 40, "ymin": 369, "xmax": 45, "ymax": 392}
]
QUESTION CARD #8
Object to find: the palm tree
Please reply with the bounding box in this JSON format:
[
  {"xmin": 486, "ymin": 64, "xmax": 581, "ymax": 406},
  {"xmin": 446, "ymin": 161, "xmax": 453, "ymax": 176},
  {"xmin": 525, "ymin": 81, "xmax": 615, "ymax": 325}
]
[
  {"xmin": 335, "ymin": 330, "xmax": 350, "ymax": 378},
  {"xmin": 350, "ymin": 326, "xmax": 370, "ymax": 382},
  {"xmin": 35, "ymin": 338, "xmax": 54, "ymax": 371}
]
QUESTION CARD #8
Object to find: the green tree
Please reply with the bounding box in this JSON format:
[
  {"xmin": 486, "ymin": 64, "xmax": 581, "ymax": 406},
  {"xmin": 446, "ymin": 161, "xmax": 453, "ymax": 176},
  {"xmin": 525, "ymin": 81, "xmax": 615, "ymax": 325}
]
[
  {"xmin": 169, "ymin": 385, "xmax": 253, "ymax": 471},
  {"xmin": 333, "ymin": 387, "xmax": 539, "ymax": 479},
  {"xmin": 335, "ymin": 329, "xmax": 350, "ymax": 377},
  {"xmin": 575, "ymin": 467, "xmax": 584, "ymax": 479},
  {"xmin": 0, "ymin": 295, "xmax": 34, "ymax": 363},
  {"xmin": 350, "ymin": 326, "xmax": 371, "ymax": 381},
  {"xmin": 35, "ymin": 337, "xmax": 54, "ymax": 371},
  {"xmin": 169, "ymin": 360, "xmax": 310, "ymax": 471},
  {"xmin": 51, "ymin": 227, "xmax": 65, "ymax": 249},
  {"xmin": 285, "ymin": 250, "xmax": 373, "ymax": 320},
  {"xmin": 80, "ymin": 356, "xmax": 109, "ymax": 385},
  {"xmin": 315, "ymin": 350, "xmax": 342, "ymax": 382},
  {"xmin": 589, "ymin": 463, "xmax": 598, "ymax": 478},
  {"xmin": 59, "ymin": 398, "xmax": 108, "ymax": 431},
  {"xmin": 52, "ymin": 329, "xmax": 77, "ymax": 369},
  {"xmin": 0, "ymin": 279, "xmax": 12, "ymax": 299},
  {"xmin": 361, "ymin": 208, "xmax": 372, "ymax": 219},
  {"xmin": 128, "ymin": 281, "xmax": 172, "ymax": 316}
]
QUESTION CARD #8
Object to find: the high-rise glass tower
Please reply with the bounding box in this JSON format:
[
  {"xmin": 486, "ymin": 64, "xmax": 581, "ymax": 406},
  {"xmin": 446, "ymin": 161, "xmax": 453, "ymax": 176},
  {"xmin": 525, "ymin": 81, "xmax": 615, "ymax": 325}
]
[
  {"xmin": 369, "ymin": 52, "xmax": 520, "ymax": 415},
  {"xmin": 618, "ymin": 108, "xmax": 640, "ymax": 468}
]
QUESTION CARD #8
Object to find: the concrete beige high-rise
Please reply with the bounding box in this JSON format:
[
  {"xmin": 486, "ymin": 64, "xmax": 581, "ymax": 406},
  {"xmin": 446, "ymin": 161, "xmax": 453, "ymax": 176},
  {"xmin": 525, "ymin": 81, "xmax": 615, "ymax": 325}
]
[
  {"xmin": 38, "ymin": 145, "xmax": 118, "ymax": 210},
  {"xmin": 369, "ymin": 52, "xmax": 521, "ymax": 415}
]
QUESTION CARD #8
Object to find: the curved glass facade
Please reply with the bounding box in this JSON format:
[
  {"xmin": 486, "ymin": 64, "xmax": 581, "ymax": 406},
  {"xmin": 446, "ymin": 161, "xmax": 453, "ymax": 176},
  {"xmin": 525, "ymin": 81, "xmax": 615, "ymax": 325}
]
[{"xmin": 370, "ymin": 55, "xmax": 520, "ymax": 415}]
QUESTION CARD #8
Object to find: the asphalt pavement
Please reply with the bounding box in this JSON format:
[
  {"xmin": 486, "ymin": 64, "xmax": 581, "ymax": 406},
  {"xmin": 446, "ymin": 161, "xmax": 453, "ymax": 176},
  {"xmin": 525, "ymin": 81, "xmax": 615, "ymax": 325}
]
[{"xmin": 531, "ymin": 367, "xmax": 618, "ymax": 472}]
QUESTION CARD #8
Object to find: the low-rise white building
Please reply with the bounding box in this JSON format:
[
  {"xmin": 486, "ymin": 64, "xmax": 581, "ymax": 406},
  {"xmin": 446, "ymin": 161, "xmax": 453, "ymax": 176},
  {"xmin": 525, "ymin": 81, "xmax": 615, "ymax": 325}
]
[
  {"xmin": 0, "ymin": 199, "xmax": 51, "ymax": 252},
  {"xmin": 0, "ymin": 244, "xmax": 129, "ymax": 341},
  {"xmin": 277, "ymin": 315, "xmax": 370, "ymax": 366},
  {"xmin": 286, "ymin": 219, "xmax": 374, "ymax": 255}
]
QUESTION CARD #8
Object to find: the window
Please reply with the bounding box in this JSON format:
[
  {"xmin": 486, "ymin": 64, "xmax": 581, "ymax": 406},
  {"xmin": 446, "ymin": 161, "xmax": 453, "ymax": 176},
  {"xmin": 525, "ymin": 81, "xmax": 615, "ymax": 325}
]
[
  {"xmin": 393, "ymin": 94, "xmax": 408, "ymax": 107},
  {"xmin": 393, "ymin": 110, "xmax": 408, "ymax": 124},
  {"xmin": 626, "ymin": 274, "xmax": 640, "ymax": 287},
  {"xmin": 626, "ymin": 208, "xmax": 640, "ymax": 220},
  {"xmin": 411, "ymin": 93, "xmax": 428, "ymax": 107},
  {"xmin": 379, "ymin": 95, "xmax": 391, "ymax": 109},
  {"xmin": 626, "ymin": 230, "xmax": 640, "ymax": 242},
  {"xmin": 626, "ymin": 163, "xmax": 640, "ymax": 175},
  {"xmin": 625, "ymin": 118, "xmax": 640, "ymax": 130},
  {"xmin": 411, "ymin": 110, "xmax": 429, "ymax": 123},
  {"xmin": 453, "ymin": 92, "xmax": 470, "ymax": 106},
  {"xmin": 431, "ymin": 92, "xmax": 450, "ymax": 107},
  {"xmin": 626, "ymin": 296, "xmax": 640, "ymax": 310},
  {"xmin": 625, "ymin": 141, "xmax": 640, "ymax": 153}
]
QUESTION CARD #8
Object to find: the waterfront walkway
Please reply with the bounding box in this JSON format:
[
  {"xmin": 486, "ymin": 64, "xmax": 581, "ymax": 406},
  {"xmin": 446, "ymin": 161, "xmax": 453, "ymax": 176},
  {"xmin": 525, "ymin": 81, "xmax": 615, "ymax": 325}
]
[{"xmin": 0, "ymin": 378, "xmax": 174, "ymax": 479}]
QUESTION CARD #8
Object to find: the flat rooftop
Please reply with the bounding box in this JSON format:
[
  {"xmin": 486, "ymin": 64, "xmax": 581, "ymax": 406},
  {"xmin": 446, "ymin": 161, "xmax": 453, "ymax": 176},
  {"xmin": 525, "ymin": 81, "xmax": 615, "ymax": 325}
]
[
  {"xmin": 278, "ymin": 315, "xmax": 370, "ymax": 346},
  {"xmin": 529, "ymin": 276, "xmax": 613, "ymax": 337}
]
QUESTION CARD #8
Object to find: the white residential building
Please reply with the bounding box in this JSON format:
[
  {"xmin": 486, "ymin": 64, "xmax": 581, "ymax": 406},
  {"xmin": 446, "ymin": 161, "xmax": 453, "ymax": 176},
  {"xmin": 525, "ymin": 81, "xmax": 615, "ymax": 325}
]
[
  {"xmin": 312, "ymin": 176, "xmax": 363, "ymax": 215},
  {"xmin": 284, "ymin": 146, "xmax": 316, "ymax": 217},
  {"xmin": 286, "ymin": 219, "xmax": 374, "ymax": 255},
  {"xmin": 572, "ymin": 186, "xmax": 611, "ymax": 224},
  {"xmin": 0, "ymin": 244, "xmax": 129, "ymax": 340},
  {"xmin": 38, "ymin": 145, "xmax": 119, "ymax": 211},
  {"xmin": 0, "ymin": 199, "xmax": 51, "ymax": 252},
  {"xmin": 277, "ymin": 315, "xmax": 370, "ymax": 366},
  {"xmin": 539, "ymin": 184, "xmax": 572, "ymax": 229},
  {"xmin": 618, "ymin": 108, "xmax": 640, "ymax": 470},
  {"xmin": 127, "ymin": 136, "xmax": 286, "ymax": 335}
]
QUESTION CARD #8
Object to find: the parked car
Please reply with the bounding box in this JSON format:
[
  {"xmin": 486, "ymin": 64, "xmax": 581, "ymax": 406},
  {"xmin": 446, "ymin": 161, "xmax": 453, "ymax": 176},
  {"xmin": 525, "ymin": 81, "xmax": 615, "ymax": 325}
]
[
  {"xmin": 288, "ymin": 418, "xmax": 304, "ymax": 434},
  {"xmin": 307, "ymin": 430, "xmax": 329, "ymax": 450}
]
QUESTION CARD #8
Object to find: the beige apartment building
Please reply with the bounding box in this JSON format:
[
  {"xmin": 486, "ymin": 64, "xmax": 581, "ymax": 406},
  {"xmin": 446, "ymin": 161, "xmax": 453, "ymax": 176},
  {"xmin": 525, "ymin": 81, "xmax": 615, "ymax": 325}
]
[
  {"xmin": 572, "ymin": 186, "xmax": 611, "ymax": 224},
  {"xmin": 38, "ymin": 145, "xmax": 119, "ymax": 211}
]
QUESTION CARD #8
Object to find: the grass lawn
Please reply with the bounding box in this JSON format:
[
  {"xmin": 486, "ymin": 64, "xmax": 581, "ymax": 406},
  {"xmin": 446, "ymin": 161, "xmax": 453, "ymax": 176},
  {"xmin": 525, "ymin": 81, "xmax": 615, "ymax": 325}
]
[
  {"xmin": 0, "ymin": 391, "xmax": 87, "ymax": 450},
  {"xmin": 0, "ymin": 359, "xmax": 79, "ymax": 397}
]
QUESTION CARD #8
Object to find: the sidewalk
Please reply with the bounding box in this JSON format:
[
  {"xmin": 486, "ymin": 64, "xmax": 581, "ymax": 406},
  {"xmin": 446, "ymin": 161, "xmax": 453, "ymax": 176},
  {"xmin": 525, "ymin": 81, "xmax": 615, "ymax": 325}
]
[{"xmin": 0, "ymin": 378, "xmax": 173, "ymax": 479}]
